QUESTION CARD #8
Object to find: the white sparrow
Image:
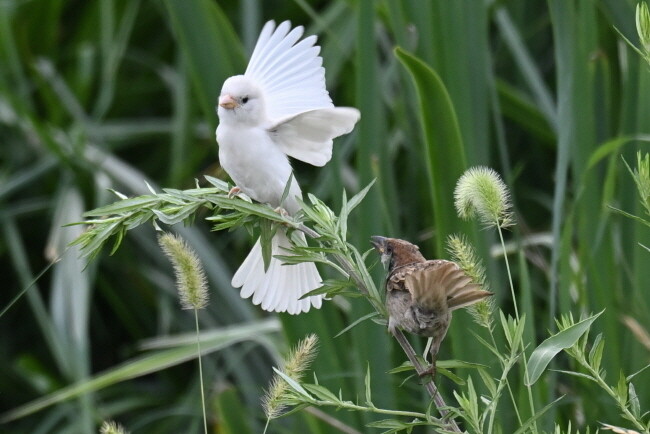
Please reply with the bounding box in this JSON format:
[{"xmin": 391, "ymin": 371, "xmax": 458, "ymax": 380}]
[{"xmin": 216, "ymin": 21, "xmax": 360, "ymax": 314}]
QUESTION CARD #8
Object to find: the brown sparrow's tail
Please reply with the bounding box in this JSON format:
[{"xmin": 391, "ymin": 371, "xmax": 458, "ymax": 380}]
[{"xmin": 405, "ymin": 260, "xmax": 493, "ymax": 311}]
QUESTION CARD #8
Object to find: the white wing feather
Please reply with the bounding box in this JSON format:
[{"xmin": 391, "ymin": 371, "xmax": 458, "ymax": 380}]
[
  {"xmin": 245, "ymin": 20, "xmax": 333, "ymax": 120},
  {"xmin": 269, "ymin": 107, "xmax": 360, "ymax": 166}
]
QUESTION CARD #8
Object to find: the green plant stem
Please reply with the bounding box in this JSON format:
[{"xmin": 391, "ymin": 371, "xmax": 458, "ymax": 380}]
[
  {"xmin": 195, "ymin": 309, "xmax": 208, "ymax": 434},
  {"xmin": 486, "ymin": 349, "xmax": 519, "ymax": 433},
  {"xmin": 497, "ymin": 225, "xmax": 537, "ymax": 433},
  {"xmin": 497, "ymin": 227, "xmax": 519, "ymax": 320},
  {"xmin": 486, "ymin": 330, "xmax": 523, "ymax": 432},
  {"xmin": 309, "ymin": 397, "xmax": 428, "ymax": 419},
  {"xmin": 573, "ymin": 353, "xmax": 646, "ymax": 432}
]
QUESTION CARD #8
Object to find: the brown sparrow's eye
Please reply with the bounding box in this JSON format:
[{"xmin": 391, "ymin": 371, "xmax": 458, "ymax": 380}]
[{"xmin": 242, "ymin": 96, "xmax": 249, "ymax": 104}]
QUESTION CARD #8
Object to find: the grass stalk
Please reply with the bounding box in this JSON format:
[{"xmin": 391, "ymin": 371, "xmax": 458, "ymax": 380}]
[
  {"xmin": 497, "ymin": 226, "xmax": 537, "ymax": 433},
  {"xmin": 195, "ymin": 309, "xmax": 208, "ymax": 434}
]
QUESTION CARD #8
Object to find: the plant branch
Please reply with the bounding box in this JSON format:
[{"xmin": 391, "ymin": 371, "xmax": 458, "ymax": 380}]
[{"xmin": 391, "ymin": 329, "xmax": 461, "ymax": 433}]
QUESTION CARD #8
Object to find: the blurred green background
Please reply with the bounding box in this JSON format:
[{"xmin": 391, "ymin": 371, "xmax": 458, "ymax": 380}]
[{"xmin": 1, "ymin": 0, "xmax": 649, "ymax": 432}]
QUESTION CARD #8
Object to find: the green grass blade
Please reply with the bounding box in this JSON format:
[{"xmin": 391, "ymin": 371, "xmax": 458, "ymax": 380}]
[
  {"xmin": 1, "ymin": 319, "xmax": 280, "ymax": 423},
  {"xmin": 394, "ymin": 47, "xmax": 468, "ymax": 255}
]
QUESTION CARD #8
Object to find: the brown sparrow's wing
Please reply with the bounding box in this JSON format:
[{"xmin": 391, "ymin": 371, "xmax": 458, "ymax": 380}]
[
  {"xmin": 404, "ymin": 260, "xmax": 493, "ymax": 311},
  {"xmin": 386, "ymin": 263, "xmax": 419, "ymax": 293}
]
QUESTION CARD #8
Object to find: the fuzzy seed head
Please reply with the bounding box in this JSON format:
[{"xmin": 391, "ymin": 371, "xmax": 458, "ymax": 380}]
[
  {"xmin": 158, "ymin": 233, "xmax": 209, "ymax": 310},
  {"xmin": 454, "ymin": 167, "xmax": 514, "ymax": 229},
  {"xmin": 447, "ymin": 234, "xmax": 494, "ymax": 329},
  {"xmin": 100, "ymin": 421, "xmax": 128, "ymax": 434},
  {"xmin": 262, "ymin": 334, "xmax": 319, "ymax": 420}
]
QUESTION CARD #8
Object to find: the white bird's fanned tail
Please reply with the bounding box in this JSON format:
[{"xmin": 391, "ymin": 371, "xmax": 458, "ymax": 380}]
[{"xmin": 232, "ymin": 230, "xmax": 323, "ymax": 314}]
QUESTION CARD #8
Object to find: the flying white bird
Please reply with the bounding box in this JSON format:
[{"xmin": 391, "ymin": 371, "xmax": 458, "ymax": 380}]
[{"xmin": 216, "ymin": 21, "xmax": 360, "ymax": 314}]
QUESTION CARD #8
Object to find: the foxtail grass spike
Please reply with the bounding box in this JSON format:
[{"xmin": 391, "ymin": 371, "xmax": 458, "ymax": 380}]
[
  {"xmin": 263, "ymin": 334, "xmax": 319, "ymax": 421},
  {"xmin": 454, "ymin": 166, "xmax": 514, "ymax": 229},
  {"xmin": 158, "ymin": 233, "xmax": 209, "ymax": 310}
]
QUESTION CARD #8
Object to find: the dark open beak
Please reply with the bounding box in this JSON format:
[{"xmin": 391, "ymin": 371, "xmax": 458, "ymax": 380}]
[{"xmin": 370, "ymin": 235, "xmax": 387, "ymax": 252}]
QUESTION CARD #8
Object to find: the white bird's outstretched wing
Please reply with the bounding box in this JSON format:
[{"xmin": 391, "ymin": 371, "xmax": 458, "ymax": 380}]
[
  {"xmin": 245, "ymin": 20, "xmax": 333, "ymax": 120},
  {"xmin": 269, "ymin": 107, "xmax": 360, "ymax": 166}
]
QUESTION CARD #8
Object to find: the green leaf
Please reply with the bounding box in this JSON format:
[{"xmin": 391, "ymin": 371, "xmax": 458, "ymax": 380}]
[
  {"xmin": 259, "ymin": 219, "xmax": 274, "ymax": 272},
  {"xmin": 387, "ymin": 361, "xmax": 416, "ymax": 374},
  {"xmin": 108, "ymin": 226, "xmax": 125, "ymax": 256},
  {"xmin": 346, "ymin": 179, "xmax": 376, "ymax": 216},
  {"xmin": 477, "ymin": 367, "xmax": 497, "ymax": 397},
  {"xmin": 436, "ymin": 366, "xmax": 465, "ymax": 385},
  {"xmin": 209, "ymin": 196, "xmax": 291, "ymax": 224},
  {"xmin": 364, "ymin": 363, "xmax": 373, "ymax": 406},
  {"xmin": 75, "ymin": 220, "xmax": 122, "ymax": 259},
  {"xmin": 82, "ymin": 195, "xmax": 159, "ymax": 217},
  {"xmin": 151, "ymin": 201, "xmax": 202, "ymax": 225},
  {"xmin": 203, "ymin": 175, "xmax": 231, "ymax": 192},
  {"xmin": 588, "ymin": 333, "xmax": 604, "ymax": 373},
  {"xmin": 333, "ymin": 311, "xmax": 380, "ymax": 338},
  {"xmin": 512, "ymin": 395, "xmax": 564, "ymax": 434},
  {"xmin": 616, "ymin": 370, "xmax": 628, "ymax": 403},
  {"xmin": 628, "ymin": 382, "xmax": 640, "ymax": 418},
  {"xmin": 394, "ymin": 47, "xmax": 467, "ymax": 256},
  {"xmin": 365, "ymin": 419, "xmax": 412, "ymax": 429},
  {"xmin": 608, "ymin": 205, "xmax": 650, "ymax": 228},
  {"xmin": 273, "ymin": 369, "xmax": 312, "ymax": 400},
  {"xmin": 526, "ymin": 310, "xmax": 604, "ymax": 385},
  {"xmin": 552, "ymin": 369, "xmax": 597, "ymax": 383},
  {"xmin": 301, "ymin": 383, "xmax": 341, "ymax": 404},
  {"xmin": 584, "ymin": 135, "xmax": 650, "ymax": 171},
  {"xmin": 163, "ymin": 0, "xmax": 244, "ymax": 127},
  {"xmin": 338, "ymin": 189, "xmax": 349, "ymax": 243},
  {"xmin": 280, "ymin": 173, "xmax": 294, "ymax": 208},
  {"xmin": 0, "ymin": 319, "xmax": 280, "ymax": 422}
]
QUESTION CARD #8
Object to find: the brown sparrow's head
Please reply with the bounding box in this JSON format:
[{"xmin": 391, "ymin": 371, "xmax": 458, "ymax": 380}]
[{"xmin": 370, "ymin": 236, "xmax": 426, "ymax": 270}]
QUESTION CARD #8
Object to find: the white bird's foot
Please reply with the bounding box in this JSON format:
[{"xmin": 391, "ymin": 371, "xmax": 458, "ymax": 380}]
[
  {"xmin": 273, "ymin": 206, "xmax": 289, "ymax": 217},
  {"xmin": 228, "ymin": 186, "xmax": 241, "ymax": 198}
]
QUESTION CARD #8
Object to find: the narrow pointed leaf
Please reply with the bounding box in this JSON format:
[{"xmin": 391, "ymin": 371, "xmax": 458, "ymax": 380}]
[{"xmin": 526, "ymin": 310, "xmax": 603, "ymax": 385}]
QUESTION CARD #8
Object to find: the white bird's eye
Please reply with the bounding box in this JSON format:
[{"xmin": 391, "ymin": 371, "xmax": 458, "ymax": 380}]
[{"xmin": 242, "ymin": 96, "xmax": 249, "ymax": 104}]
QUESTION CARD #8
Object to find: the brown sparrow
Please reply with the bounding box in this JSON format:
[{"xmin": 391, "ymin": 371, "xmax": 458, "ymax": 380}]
[{"xmin": 370, "ymin": 236, "xmax": 493, "ymax": 375}]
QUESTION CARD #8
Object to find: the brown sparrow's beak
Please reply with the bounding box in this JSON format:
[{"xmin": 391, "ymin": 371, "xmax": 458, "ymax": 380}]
[
  {"xmin": 219, "ymin": 94, "xmax": 238, "ymax": 110},
  {"xmin": 370, "ymin": 235, "xmax": 387, "ymax": 253}
]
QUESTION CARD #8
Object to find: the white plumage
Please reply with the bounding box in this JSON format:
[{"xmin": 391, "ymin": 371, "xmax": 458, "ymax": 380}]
[{"xmin": 216, "ymin": 20, "xmax": 360, "ymax": 314}]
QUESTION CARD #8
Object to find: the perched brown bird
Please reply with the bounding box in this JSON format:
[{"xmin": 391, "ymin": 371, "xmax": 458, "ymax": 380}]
[{"xmin": 370, "ymin": 236, "xmax": 493, "ymax": 375}]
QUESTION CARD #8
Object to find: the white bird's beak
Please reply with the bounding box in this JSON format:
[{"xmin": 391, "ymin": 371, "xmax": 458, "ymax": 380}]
[{"xmin": 219, "ymin": 94, "xmax": 237, "ymax": 109}]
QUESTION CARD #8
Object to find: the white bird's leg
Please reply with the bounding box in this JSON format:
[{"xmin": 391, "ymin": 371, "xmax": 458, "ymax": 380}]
[{"xmin": 228, "ymin": 186, "xmax": 241, "ymax": 198}]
